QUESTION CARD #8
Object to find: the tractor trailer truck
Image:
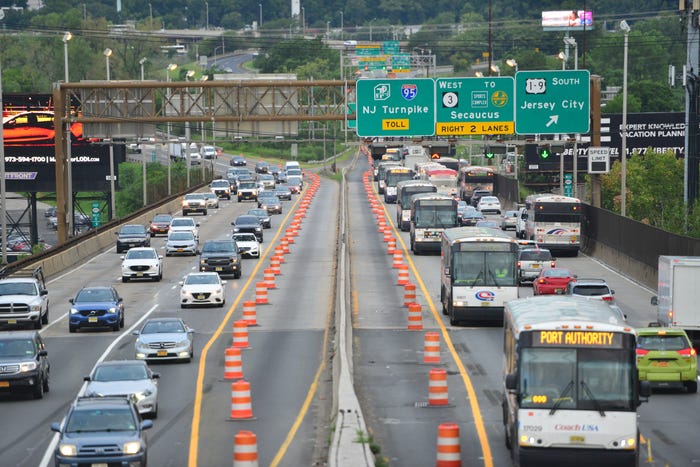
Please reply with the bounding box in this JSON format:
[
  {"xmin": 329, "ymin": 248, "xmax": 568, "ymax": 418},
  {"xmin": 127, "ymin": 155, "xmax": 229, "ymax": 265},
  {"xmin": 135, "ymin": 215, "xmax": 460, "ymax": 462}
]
[{"xmin": 652, "ymin": 256, "xmax": 700, "ymax": 348}]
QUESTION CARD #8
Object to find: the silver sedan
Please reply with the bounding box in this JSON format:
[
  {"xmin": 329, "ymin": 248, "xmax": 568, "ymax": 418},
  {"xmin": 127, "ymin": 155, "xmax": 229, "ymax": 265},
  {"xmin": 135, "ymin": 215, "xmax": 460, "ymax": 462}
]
[
  {"xmin": 165, "ymin": 231, "xmax": 198, "ymax": 256},
  {"xmin": 133, "ymin": 317, "xmax": 194, "ymax": 363},
  {"xmin": 83, "ymin": 360, "xmax": 160, "ymax": 418}
]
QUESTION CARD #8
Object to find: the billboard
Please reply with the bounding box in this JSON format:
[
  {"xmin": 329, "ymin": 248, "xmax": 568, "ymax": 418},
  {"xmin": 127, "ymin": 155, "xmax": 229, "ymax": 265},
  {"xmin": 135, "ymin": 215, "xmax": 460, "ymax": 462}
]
[
  {"xmin": 2, "ymin": 93, "xmax": 126, "ymax": 192},
  {"xmin": 542, "ymin": 10, "xmax": 593, "ymax": 31}
]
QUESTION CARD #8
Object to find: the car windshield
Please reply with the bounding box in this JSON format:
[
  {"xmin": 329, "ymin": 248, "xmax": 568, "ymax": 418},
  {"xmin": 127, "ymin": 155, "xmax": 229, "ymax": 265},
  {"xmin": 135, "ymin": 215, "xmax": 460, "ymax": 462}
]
[
  {"xmin": 185, "ymin": 194, "xmax": 204, "ymax": 200},
  {"xmin": 544, "ymin": 269, "xmax": 572, "ymax": 278},
  {"xmin": 121, "ymin": 225, "xmax": 145, "ymax": 234},
  {"xmin": 185, "ymin": 274, "xmax": 220, "ymax": 285},
  {"xmin": 93, "ymin": 364, "xmax": 148, "ymax": 382},
  {"xmin": 152, "ymin": 215, "xmax": 171, "ymax": 223},
  {"xmin": 203, "ymin": 193, "xmax": 217, "ymax": 199},
  {"xmin": 212, "ymin": 181, "xmax": 229, "ymax": 187},
  {"xmin": 248, "ymin": 210, "xmax": 266, "ymax": 216},
  {"xmin": 236, "ymin": 216, "xmax": 259, "ymax": 225},
  {"xmin": 125, "ymin": 249, "xmax": 157, "ymax": 260},
  {"xmin": 75, "ymin": 288, "xmax": 115, "ymax": 303},
  {"xmin": 519, "ymin": 250, "xmax": 552, "ymax": 261},
  {"xmin": 168, "ymin": 232, "xmax": 194, "ymax": 241},
  {"xmin": 0, "ymin": 282, "xmax": 36, "ymax": 295},
  {"xmin": 638, "ymin": 334, "xmax": 689, "ymax": 351},
  {"xmin": 0, "ymin": 338, "xmax": 35, "ymax": 357},
  {"xmin": 233, "ymin": 234, "xmax": 257, "ymax": 242},
  {"xmin": 202, "ymin": 242, "xmax": 235, "ymax": 253},
  {"xmin": 142, "ymin": 320, "xmax": 186, "ymax": 334},
  {"xmin": 572, "ymin": 285, "xmax": 610, "ymax": 296},
  {"xmin": 480, "ymin": 197, "xmax": 499, "ymax": 203},
  {"xmin": 66, "ymin": 408, "xmax": 137, "ymax": 432},
  {"xmin": 171, "ymin": 219, "xmax": 195, "ymax": 227}
]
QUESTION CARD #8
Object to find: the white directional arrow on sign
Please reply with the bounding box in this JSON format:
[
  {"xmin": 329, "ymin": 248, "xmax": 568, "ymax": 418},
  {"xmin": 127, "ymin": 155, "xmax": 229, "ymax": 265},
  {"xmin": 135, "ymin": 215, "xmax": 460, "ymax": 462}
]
[{"xmin": 546, "ymin": 115, "xmax": 559, "ymax": 127}]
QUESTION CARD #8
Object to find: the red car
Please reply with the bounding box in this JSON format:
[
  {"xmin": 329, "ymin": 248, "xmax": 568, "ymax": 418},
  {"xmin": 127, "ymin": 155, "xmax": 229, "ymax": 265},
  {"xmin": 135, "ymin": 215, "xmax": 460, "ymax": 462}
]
[
  {"xmin": 532, "ymin": 268, "xmax": 577, "ymax": 295},
  {"xmin": 148, "ymin": 213, "xmax": 173, "ymax": 237}
]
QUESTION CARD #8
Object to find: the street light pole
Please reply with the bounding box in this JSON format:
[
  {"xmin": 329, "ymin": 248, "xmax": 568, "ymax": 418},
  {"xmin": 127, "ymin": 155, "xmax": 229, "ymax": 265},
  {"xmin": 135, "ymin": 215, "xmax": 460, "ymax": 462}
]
[
  {"xmin": 139, "ymin": 57, "xmax": 147, "ymax": 80},
  {"xmin": 205, "ymin": 1, "xmax": 208, "ymax": 30},
  {"xmin": 259, "ymin": 3, "xmax": 262, "ymax": 27},
  {"xmin": 620, "ymin": 20, "xmax": 631, "ymax": 216},
  {"xmin": 63, "ymin": 31, "xmax": 75, "ymax": 235},
  {"xmin": 340, "ymin": 11, "xmax": 344, "ymax": 40},
  {"xmin": 185, "ymin": 70, "xmax": 195, "ymax": 188},
  {"xmin": 103, "ymin": 48, "xmax": 112, "ymax": 81},
  {"xmin": 166, "ymin": 63, "xmax": 177, "ymax": 195},
  {"xmin": 103, "ymin": 48, "xmax": 115, "ymax": 218}
]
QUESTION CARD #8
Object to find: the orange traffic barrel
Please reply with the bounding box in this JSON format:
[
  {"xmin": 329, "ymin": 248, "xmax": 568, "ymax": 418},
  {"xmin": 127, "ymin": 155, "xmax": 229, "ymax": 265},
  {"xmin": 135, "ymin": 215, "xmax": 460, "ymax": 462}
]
[
  {"xmin": 280, "ymin": 237, "xmax": 290, "ymax": 254},
  {"xmin": 233, "ymin": 430, "xmax": 259, "ymax": 466},
  {"xmin": 397, "ymin": 264, "xmax": 410, "ymax": 286},
  {"xmin": 387, "ymin": 238, "xmax": 396, "ymax": 255},
  {"xmin": 232, "ymin": 320, "xmax": 250, "ymax": 349},
  {"xmin": 423, "ymin": 332, "xmax": 441, "ymax": 364},
  {"xmin": 224, "ymin": 347, "xmax": 243, "ymax": 380},
  {"xmin": 229, "ymin": 379, "xmax": 254, "ymax": 419},
  {"xmin": 242, "ymin": 301, "xmax": 258, "ymax": 326},
  {"xmin": 436, "ymin": 423, "xmax": 461, "ymax": 467},
  {"xmin": 255, "ymin": 282, "xmax": 268, "ymax": 305},
  {"xmin": 407, "ymin": 302, "xmax": 423, "ymax": 331},
  {"xmin": 263, "ymin": 268, "xmax": 275, "ymax": 289},
  {"xmin": 270, "ymin": 256, "xmax": 281, "ymax": 275},
  {"xmin": 403, "ymin": 283, "xmax": 417, "ymax": 307},
  {"xmin": 392, "ymin": 250, "xmax": 404, "ymax": 269},
  {"xmin": 428, "ymin": 368, "xmax": 449, "ymax": 406}
]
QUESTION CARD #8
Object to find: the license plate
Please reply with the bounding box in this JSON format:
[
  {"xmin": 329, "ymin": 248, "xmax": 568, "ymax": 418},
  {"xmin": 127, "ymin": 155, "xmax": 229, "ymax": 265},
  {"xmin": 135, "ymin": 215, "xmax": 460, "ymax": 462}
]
[
  {"xmin": 177, "ymin": 249, "xmax": 184, "ymax": 252},
  {"xmin": 137, "ymin": 272, "xmax": 144, "ymax": 277},
  {"xmin": 554, "ymin": 288, "xmax": 562, "ymax": 293},
  {"xmin": 88, "ymin": 317, "xmax": 98, "ymax": 323},
  {"xmin": 8, "ymin": 319, "xmax": 16, "ymax": 324},
  {"xmin": 215, "ymin": 267, "xmax": 223, "ymax": 271},
  {"xmin": 92, "ymin": 464, "xmax": 108, "ymax": 467},
  {"xmin": 532, "ymin": 264, "xmax": 540, "ymax": 268},
  {"xmin": 0, "ymin": 381, "xmax": 9, "ymax": 388},
  {"xmin": 480, "ymin": 302, "xmax": 490, "ymax": 306},
  {"xmin": 157, "ymin": 350, "xmax": 168, "ymax": 357},
  {"xmin": 197, "ymin": 294, "xmax": 206, "ymax": 300},
  {"xmin": 652, "ymin": 361, "xmax": 670, "ymax": 367},
  {"xmin": 570, "ymin": 435, "xmax": 585, "ymax": 443}
]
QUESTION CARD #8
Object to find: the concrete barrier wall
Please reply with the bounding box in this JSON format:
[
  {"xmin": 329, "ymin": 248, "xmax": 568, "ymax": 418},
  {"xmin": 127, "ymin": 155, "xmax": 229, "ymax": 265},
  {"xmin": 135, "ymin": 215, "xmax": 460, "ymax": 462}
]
[{"xmin": 583, "ymin": 238, "xmax": 657, "ymax": 291}]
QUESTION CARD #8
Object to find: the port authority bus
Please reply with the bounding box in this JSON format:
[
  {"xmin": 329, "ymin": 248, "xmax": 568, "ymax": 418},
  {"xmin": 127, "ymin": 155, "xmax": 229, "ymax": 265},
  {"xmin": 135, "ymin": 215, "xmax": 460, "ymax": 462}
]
[
  {"xmin": 502, "ymin": 296, "xmax": 650, "ymax": 467},
  {"xmin": 522, "ymin": 194, "xmax": 582, "ymax": 255},
  {"xmin": 440, "ymin": 227, "xmax": 519, "ymax": 325},
  {"xmin": 383, "ymin": 166, "xmax": 416, "ymax": 203},
  {"xmin": 457, "ymin": 165, "xmax": 495, "ymax": 202},
  {"xmin": 409, "ymin": 193, "xmax": 458, "ymax": 254},
  {"xmin": 396, "ymin": 180, "xmax": 436, "ymax": 231}
]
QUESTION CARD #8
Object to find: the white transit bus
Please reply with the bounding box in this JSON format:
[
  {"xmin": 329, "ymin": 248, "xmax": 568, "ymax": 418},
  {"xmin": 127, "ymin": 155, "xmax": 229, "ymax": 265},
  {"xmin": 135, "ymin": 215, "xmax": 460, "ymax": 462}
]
[
  {"xmin": 396, "ymin": 180, "xmax": 436, "ymax": 231},
  {"xmin": 409, "ymin": 193, "xmax": 458, "ymax": 254},
  {"xmin": 502, "ymin": 296, "xmax": 650, "ymax": 467},
  {"xmin": 521, "ymin": 194, "xmax": 582, "ymax": 255},
  {"xmin": 383, "ymin": 166, "xmax": 416, "ymax": 204},
  {"xmin": 440, "ymin": 227, "xmax": 519, "ymax": 325}
]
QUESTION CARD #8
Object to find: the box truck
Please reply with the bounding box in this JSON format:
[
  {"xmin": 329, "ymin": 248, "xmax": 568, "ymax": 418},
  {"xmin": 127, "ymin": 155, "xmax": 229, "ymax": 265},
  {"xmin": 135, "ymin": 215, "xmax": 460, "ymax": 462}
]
[{"xmin": 652, "ymin": 255, "xmax": 700, "ymax": 347}]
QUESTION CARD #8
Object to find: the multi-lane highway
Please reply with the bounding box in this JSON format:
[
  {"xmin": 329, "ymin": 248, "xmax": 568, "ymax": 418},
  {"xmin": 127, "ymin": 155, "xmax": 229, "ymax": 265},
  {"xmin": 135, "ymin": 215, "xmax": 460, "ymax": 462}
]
[{"xmin": 1, "ymin": 148, "xmax": 700, "ymax": 466}]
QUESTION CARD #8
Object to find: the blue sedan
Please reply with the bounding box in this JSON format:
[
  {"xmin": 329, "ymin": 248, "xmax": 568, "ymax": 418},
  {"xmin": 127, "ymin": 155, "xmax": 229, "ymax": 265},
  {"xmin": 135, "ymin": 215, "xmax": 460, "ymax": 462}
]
[{"xmin": 69, "ymin": 286, "xmax": 125, "ymax": 332}]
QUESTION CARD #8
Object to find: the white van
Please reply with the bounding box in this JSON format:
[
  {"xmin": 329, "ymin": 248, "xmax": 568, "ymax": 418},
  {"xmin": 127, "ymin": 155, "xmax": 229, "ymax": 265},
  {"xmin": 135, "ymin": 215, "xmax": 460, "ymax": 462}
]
[{"xmin": 285, "ymin": 161, "xmax": 300, "ymax": 171}]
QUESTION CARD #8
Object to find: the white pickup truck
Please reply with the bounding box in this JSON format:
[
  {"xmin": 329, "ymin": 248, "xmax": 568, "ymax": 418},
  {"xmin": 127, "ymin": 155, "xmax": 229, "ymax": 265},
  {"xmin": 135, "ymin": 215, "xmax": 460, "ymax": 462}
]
[{"xmin": 0, "ymin": 266, "xmax": 49, "ymax": 329}]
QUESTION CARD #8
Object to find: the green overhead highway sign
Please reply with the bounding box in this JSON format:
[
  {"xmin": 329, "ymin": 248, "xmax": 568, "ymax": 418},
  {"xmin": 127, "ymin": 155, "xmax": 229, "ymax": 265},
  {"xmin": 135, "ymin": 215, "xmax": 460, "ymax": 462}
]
[
  {"xmin": 355, "ymin": 78, "xmax": 435, "ymax": 137},
  {"xmin": 515, "ymin": 70, "xmax": 590, "ymax": 135},
  {"xmin": 435, "ymin": 77, "xmax": 515, "ymax": 136}
]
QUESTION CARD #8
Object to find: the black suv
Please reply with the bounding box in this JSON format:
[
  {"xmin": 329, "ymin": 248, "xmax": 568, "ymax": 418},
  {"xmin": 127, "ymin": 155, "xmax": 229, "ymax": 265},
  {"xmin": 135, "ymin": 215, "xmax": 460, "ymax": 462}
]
[
  {"xmin": 199, "ymin": 240, "xmax": 242, "ymax": 278},
  {"xmin": 0, "ymin": 331, "xmax": 50, "ymax": 399},
  {"xmin": 115, "ymin": 224, "xmax": 150, "ymax": 253},
  {"xmin": 254, "ymin": 160, "xmax": 269, "ymax": 173},
  {"xmin": 231, "ymin": 215, "xmax": 264, "ymax": 242},
  {"xmin": 52, "ymin": 396, "xmax": 153, "ymax": 466}
]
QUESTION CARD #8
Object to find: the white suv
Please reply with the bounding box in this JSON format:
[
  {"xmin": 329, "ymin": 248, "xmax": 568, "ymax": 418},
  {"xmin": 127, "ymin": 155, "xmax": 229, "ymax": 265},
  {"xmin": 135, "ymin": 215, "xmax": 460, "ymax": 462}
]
[
  {"xmin": 169, "ymin": 217, "xmax": 200, "ymax": 241},
  {"xmin": 565, "ymin": 278, "xmax": 616, "ymax": 303},
  {"xmin": 121, "ymin": 247, "xmax": 163, "ymax": 282}
]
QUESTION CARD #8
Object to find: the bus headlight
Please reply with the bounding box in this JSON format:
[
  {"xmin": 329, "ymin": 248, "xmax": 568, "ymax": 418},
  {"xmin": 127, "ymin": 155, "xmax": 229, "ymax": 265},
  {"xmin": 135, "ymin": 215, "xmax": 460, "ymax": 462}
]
[{"xmin": 613, "ymin": 437, "xmax": 636, "ymax": 449}]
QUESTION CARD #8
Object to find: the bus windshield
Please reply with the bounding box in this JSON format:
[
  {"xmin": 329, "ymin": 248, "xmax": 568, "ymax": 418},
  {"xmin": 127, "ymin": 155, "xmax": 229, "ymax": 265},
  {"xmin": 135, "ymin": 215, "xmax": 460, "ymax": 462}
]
[
  {"xmin": 519, "ymin": 347, "xmax": 635, "ymax": 411},
  {"xmin": 414, "ymin": 206, "xmax": 457, "ymax": 228},
  {"xmin": 452, "ymin": 251, "xmax": 517, "ymax": 286},
  {"xmin": 533, "ymin": 202, "xmax": 582, "ymax": 223}
]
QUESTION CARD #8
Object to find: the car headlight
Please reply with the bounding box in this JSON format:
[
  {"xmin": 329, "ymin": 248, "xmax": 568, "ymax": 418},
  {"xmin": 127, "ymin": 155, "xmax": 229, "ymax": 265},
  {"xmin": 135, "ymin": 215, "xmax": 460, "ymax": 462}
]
[
  {"xmin": 30, "ymin": 304, "xmax": 42, "ymax": 312},
  {"xmin": 200, "ymin": 259, "xmax": 206, "ymax": 265},
  {"xmin": 231, "ymin": 257, "xmax": 239, "ymax": 263},
  {"xmin": 177, "ymin": 338, "xmax": 191, "ymax": 346},
  {"xmin": 58, "ymin": 443, "xmax": 78, "ymax": 456},
  {"xmin": 214, "ymin": 288, "xmax": 223, "ymax": 294},
  {"xmin": 123, "ymin": 441, "xmax": 143, "ymax": 455},
  {"xmin": 255, "ymin": 227, "xmax": 262, "ymax": 231},
  {"xmin": 233, "ymin": 227, "xmax": 241, "ymax": 232},
  {"xmin": 108, "ymin": 307, "xmax": 117, "ymax": 314},
  {"xmin": 70, "ymin": 308, "xmax": 79, "ymax": 315},
  {"xmin": 20, "ymin": 361, "xmax": 38, "ymax": 372}
]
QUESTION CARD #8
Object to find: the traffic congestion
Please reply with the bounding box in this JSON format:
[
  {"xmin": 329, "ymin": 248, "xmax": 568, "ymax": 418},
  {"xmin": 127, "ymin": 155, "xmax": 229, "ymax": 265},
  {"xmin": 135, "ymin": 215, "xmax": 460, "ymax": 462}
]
[{"xmin": 0, "ymin": 143, "xmax": 697, "ymax": 466}]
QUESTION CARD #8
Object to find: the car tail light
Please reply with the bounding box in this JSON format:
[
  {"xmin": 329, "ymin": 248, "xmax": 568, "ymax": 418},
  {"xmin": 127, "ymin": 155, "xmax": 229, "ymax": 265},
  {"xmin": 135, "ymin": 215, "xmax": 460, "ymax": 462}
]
[
  {"xmin": 677, "ymin": 348, "xmax": 696, "ymax": 357},
  {"xmin": 602, "ymin": 296, "xmax": 614, "ymax": 302},
  {"xmin": 517, "ymin": 261, "xmax": 522, "ymax": 268},
  {"xmin": 550, "ymin": 262, "xmax": 556, "ymax": 267},
  {"xmin": 538, "ymin": 278, "xmax": 545, "ymax": 284},
  {"xmin": 636, "ymin": 348, "xmax": 649, "ymax": 356}
]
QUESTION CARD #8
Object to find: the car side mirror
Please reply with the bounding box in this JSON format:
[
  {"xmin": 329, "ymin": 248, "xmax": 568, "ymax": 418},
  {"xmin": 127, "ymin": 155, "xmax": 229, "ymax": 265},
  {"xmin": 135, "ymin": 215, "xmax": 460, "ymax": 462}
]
[
  {"xmin": 610, "ymin": 289, "xmax": 615, "ymax": 295},
  {"xmin": 443, "ymin": 267, "xmax": 450, "ymax": 277},
  {"xmin": 132, "ymin": 330, "xmax": 140, "ymax": 336},
  {"xmin": 178, "ymin": 281, "xmax": 184, "ymax": 286},
  {"xmin": 83, "ymin": 375, "xmax": 91, "ymax": 382},
  {"xmin": 152, "ymin": 372, "xmax": 161, "ymax": 379},
  {"xmin": 120, "ymin": 256, "xmax": 125, "ymax": 260},
  {"xmin": 50, "ymin": 422, "xmax": 62, "ymax": 433},
  {"xmin": 505, "ymin": 373, "xmax": 518, "ymax": 391},
  {"xmin": 650, "ymin": 296, "xmax": 658, "ymax": 306},
  {"xmin": 231, "ymin": 222, "xmax": 236, "ymax": 226},
  {"xmin": 38, "ymin": 350, "xmax": 48, "ymax": 357},
  {"xmin": 141, "ymin": 420, "xmax": 154, "ymax": 430},
  {"xmin": 69, "ymin": 298, "xmax": 74, "ymax": 304}
]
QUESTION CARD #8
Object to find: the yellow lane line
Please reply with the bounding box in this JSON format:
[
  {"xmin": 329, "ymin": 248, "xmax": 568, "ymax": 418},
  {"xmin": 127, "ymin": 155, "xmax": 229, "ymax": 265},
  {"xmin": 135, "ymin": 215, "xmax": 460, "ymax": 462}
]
[{"xmin": 188, "ymin": 190, "xmax": 304, "ymax": 467}]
